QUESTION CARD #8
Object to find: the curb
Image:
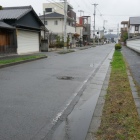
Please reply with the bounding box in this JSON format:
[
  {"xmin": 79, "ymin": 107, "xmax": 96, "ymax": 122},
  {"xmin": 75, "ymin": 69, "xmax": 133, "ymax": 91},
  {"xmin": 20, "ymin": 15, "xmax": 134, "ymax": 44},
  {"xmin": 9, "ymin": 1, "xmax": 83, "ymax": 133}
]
[
  {"xmin": 86, "ymin": 67, "xmax": 111, "ymax": 140},
  {"xmin": 86, "ymin": 59, "xmax": 140, "ymax": 140},
  {"xmin": 127, "ymin": 70, "xmax": 140, "ymax": 117},
  {"xmin": 0, "ymin": 56, "xmax": 47, "ymax": 69}
]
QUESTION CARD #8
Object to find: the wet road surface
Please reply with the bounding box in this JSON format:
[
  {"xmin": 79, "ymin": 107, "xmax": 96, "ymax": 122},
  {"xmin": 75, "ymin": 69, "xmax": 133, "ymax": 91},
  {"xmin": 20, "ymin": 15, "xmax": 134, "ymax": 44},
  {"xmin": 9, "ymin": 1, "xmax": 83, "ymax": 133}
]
[{"xmin": 0, "ymin": 45, "xmax": 113, "ymax": 140}]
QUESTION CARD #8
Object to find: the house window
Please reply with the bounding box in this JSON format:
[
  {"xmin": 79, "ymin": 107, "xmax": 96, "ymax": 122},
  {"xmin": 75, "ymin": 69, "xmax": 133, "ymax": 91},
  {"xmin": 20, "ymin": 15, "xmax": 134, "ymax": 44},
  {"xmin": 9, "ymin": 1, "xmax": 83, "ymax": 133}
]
[
  {"xmin": 44, "ymin": 21, "xmax": 47, "ymax": 25},
  {"xmin": 54, "ymin": 20, "xmax": 58, "ymax": 25},
  {"xmin": 45, "ymin": 8, "xmax": 52, "ymax": 12},
  {"xmin": 135, "ymin": 26, "xmax": 139, "ymax": 31}
]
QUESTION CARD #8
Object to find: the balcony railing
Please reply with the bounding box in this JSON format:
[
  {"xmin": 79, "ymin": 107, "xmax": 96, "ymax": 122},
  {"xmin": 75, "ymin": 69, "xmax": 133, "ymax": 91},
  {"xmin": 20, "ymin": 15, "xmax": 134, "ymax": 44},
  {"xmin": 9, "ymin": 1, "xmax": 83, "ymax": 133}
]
[{"xmin": 121, "ymin": 28, "xmax": 128, "ymax": 31}]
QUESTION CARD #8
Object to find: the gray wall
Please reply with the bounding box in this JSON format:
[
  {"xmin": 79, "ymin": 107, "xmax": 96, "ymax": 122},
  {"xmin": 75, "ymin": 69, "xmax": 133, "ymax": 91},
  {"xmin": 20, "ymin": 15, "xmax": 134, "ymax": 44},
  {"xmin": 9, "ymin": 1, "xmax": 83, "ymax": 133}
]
[{"xmin": 127, "ymin": 37, "xmax": 140, "ymax": 53}]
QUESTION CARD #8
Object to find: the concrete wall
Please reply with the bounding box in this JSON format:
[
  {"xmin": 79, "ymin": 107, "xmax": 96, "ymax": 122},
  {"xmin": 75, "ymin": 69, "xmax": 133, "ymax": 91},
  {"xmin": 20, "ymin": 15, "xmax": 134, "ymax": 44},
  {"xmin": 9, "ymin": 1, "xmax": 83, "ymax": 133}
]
[
  {"xmin": 127, "ymin": 37, "xmax": 140, "ymax": 53},
  {"xmin": 76, "ymin": 27, "xmax": 83, "ymax": 38},
  {"xmin": 41, "ymin": 18, "xmax": 75, "ymax": 35},
  {"xmin": 45, "ymin": 19, "xmax": 64, "ymax": 34},
  {"xmin": 43, "ymin": 3, "xmax": 64, "ymax": 15},
  {"xmin": 43, "ymin": 2, "xmax": 74, "ymax": 16}
]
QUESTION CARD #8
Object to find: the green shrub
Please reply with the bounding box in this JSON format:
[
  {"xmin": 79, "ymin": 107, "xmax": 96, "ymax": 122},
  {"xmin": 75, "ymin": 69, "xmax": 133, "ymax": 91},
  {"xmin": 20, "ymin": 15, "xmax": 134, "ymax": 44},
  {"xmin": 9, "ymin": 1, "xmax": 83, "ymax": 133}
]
[
  {"xmin": 0, "ymin": 6, "xmax": 3, "ymax": 10},
  {"xmin": 59, "ymin": 42, "xmax": 64, "ymax": 48},
  {"xmin": 115, "ymin": 43, "xmax": 122, "ymax": 50}
]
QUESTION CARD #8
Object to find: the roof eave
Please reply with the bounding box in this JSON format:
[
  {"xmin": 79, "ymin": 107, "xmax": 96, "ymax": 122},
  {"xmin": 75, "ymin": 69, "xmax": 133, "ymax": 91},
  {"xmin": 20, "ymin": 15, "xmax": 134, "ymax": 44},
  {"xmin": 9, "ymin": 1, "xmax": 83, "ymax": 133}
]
[
  {"xmin": 0, "ymin": 26, "xmax": 15, "ymax": 29},
  {"xmin": 40, "ymin": 17, "xmax": 64, "ymax": 19}
]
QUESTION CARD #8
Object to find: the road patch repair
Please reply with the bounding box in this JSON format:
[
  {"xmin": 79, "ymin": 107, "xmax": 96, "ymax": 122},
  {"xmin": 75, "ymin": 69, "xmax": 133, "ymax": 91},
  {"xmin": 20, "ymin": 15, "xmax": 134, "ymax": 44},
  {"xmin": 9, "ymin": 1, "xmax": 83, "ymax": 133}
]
[
  {"xmin": 87, "ymin": 50, "xmax": 140, "ymax": 140},
  {"xmin": 0, "ymin": 54, "xmax": 47, "ymax": 68}
]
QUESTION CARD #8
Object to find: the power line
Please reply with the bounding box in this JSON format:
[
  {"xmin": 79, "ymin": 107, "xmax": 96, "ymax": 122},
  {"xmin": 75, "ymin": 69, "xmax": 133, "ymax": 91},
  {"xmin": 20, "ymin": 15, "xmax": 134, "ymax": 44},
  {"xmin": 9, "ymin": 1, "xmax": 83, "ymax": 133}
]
[
  {"xmin": 46, "ymin": 0, "xmax": 64, "ymax": 9},
  {"xmin": 51, "ymin": 0, "xmax": 64, "ymax": 8},
  {"xmin": 77, "ymin": 0, "xmax": 92, "ymax": 15},
  {"xmin": 96, "ymin": 7, "xmax": 105, "ymax": 21},
  {"xmin": 98, "ymin": 14, "xmax": 139, "ymax": 17}
]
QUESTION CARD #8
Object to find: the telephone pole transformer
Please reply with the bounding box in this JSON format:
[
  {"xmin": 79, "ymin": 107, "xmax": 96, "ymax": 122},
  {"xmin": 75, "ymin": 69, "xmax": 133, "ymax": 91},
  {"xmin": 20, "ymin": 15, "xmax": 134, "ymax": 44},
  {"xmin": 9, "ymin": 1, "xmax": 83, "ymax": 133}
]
[{"xmin": 78, "ymin": 10, "xmax": 84, "ymax": 17}]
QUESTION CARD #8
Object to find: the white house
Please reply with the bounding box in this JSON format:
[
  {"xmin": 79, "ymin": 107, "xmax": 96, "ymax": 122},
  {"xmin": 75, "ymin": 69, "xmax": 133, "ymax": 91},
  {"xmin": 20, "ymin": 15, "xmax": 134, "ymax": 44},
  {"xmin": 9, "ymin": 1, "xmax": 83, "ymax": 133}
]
[
  {"xmin": 39, "ymin": 12, "xmax": 75, "ymax": 36},
  {"xmin": 40, "ymin": 2, "xmax": 76, "ymax": 45},
  {"xmin": 129, "ymin": 17, "xmax": 140, "ymax": 38}
]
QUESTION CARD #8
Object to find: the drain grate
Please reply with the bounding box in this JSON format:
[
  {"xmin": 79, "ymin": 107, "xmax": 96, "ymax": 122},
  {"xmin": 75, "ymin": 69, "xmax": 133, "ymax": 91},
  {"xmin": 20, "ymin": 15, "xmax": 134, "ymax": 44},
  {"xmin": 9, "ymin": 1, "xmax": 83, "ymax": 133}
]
[{"xmin": 57, "ymin": 76, "xmax": 74, "ymax": 80}]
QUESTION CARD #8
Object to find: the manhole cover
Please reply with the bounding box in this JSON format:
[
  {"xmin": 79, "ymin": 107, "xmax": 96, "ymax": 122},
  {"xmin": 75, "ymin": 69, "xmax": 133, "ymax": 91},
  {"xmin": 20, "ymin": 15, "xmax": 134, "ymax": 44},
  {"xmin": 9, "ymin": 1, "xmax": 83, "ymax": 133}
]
[{"xmin": 57, "ymin": 76, "xmax": 74, "ymax": 80}]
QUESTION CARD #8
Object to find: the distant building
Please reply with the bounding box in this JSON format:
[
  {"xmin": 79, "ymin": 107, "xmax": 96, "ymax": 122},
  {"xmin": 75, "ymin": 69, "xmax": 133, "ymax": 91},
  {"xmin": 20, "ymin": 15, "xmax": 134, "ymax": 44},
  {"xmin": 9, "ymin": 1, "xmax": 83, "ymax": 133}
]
[
  {"xmin": 104, "ymin": 34, "xmax": 118, "ymax": 43},
  {"xmin": 90, "ymin": 30, "xmax": 104, "ymax": 39},
  {"xmin": 128, "ymin": 17, "xmax": 140, "ymax": 38},
  {"xmin": 121, "ymin": 21, "xmax": 128, "ymax": 41},
  {"xmin": 76, "ymin": 23, "xmax": 83, "ymax": 38},
  {"xmin": 77, "ymin": 16, "xmax": 91, "ymax": 43},
  {"xmin": 121, "ymin": 21, "xmax": 128, "ymax": 32},
  {"xmin": 40, "ymin": 2, "xmax": 76, "ymax": 44}
]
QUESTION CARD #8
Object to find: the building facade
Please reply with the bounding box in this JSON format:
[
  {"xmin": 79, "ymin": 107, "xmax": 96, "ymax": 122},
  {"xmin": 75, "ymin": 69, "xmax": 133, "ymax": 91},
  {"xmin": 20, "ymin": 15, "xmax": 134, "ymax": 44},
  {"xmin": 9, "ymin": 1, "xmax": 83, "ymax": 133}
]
[
  {"xmin": 129, "ymin": 17, "xmax": 140, "ymax": 38},
  {"xmin": 41, "ymin": 2, "xmax": 76, "ymax": 45}
]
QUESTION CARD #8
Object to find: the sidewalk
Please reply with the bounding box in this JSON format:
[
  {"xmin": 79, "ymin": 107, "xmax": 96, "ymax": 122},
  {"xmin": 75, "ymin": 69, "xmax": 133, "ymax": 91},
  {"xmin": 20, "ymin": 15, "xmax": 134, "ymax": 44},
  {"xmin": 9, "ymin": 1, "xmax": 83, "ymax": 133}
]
[
  {"xmin": 0, "ymin": 45, "xmax": 92, "ymax": 68},
  {"xmin": 85, "ymin": 49, "xmax": 114, "ymax": 140},
  {"xmin": 0, "ymin": 52, "xmax": 47, "ymax": 69}
]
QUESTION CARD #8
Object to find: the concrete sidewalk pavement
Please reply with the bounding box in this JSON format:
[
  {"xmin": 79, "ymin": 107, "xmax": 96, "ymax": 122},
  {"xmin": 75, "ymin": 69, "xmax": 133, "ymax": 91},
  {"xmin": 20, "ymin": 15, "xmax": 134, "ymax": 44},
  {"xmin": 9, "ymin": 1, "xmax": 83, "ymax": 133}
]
[{"xmin": 85, "ymin": 49, "xmax": 113, "ymax": 140}]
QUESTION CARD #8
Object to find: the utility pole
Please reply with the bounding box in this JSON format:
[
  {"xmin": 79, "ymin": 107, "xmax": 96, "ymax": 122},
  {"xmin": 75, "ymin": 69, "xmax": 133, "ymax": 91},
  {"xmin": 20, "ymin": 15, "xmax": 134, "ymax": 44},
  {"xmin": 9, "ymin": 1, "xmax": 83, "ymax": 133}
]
[
  {"xmin": 78, "ymin": 10, "xmax": 84, "ymax": 17},
  {"xmin": 98, "ymin": 28, "xmax": 100, "ymax": 45},
  {"xmin": 103, "ymin": 20, "xmax": 107, "ymax": 32},
  {"xmin": 128, "ymin": 25, "xmax": 130, "ymax": 39},
  {"xmin": 64, "ymin": 0, "xmax": 67, "ymax": 50},
  {"xmin": 117, "ymin": 23, "xmax": 119, "ymax": 43},
  {"xmin": 92, "ymin": 3, "xmax": 98, "ymax": 47},
  {"xmin": 43, "ymin": 11, "xmax": 46, "ymax": 40}
]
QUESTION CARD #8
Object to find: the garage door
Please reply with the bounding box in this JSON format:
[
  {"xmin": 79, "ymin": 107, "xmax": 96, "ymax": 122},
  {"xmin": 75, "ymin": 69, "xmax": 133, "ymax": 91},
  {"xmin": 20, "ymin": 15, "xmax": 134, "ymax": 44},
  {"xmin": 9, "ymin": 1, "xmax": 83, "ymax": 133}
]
[{"xmin": 17, "ymin": 30, "xmax": 39, "ymax": 54}]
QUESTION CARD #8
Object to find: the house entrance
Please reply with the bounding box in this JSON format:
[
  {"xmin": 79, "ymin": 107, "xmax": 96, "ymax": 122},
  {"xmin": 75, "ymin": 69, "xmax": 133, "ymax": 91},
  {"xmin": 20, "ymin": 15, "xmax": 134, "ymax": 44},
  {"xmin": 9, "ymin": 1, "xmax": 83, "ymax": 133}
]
[{"xmin": 0, "ymin": 29, "xmax": 17, "ymax": 54}]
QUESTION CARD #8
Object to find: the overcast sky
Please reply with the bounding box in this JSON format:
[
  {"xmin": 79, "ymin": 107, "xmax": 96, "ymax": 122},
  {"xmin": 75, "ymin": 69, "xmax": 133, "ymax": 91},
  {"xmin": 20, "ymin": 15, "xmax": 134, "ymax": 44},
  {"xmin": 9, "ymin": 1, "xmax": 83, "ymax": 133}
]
[{"xmin": 1, "ymin": 0, "xmax": 140, "ymax": 33}]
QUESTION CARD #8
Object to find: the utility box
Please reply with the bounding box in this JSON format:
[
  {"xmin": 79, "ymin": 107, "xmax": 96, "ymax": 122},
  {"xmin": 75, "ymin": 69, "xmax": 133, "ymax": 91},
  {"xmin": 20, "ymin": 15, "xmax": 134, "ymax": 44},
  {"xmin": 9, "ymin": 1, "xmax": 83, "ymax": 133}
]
[{"xmin": 41, "ymin": 40, "xmax": 48, "ymax": 52}]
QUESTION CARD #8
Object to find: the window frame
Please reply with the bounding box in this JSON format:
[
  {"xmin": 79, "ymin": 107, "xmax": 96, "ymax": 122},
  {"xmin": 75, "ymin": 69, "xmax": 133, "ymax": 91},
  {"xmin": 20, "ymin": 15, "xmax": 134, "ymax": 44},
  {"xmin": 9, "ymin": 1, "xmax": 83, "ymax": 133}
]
[
  {"xmin": 54, "ymin": 20, "xmax": 58, "ymax": 25},
  {"xmin": 44, "ymin": 21, "xmax": 48, "ymax": 25},
  {"xmin": 135, "ymin": 25, "xmax": 139, "ymax": 31},
  {"xmin": 45, "ymin": 8, "xmax": 52, "ymax": 12}
]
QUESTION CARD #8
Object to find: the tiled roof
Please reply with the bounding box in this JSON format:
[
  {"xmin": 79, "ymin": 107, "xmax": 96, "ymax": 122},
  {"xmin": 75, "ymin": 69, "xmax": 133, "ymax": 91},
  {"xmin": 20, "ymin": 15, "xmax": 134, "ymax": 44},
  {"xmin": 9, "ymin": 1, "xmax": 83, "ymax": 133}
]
[
  {"xmin": 39, "ymin": 12, "xmax": 64, "ymax": 19},
  {"xmin": 130, "ymin": 17, "xmax": 140, "ymax": 25},
  {"xmin": 0, "ymin": 6, "xmax": 32, "ymax": 20},
  {"xmin": 121, "ymin": 21, "xmax": 128, "ymax": 24},
  {"xmin": 0, "ymin": 21, "xmax": 15, "ymax": 29}
]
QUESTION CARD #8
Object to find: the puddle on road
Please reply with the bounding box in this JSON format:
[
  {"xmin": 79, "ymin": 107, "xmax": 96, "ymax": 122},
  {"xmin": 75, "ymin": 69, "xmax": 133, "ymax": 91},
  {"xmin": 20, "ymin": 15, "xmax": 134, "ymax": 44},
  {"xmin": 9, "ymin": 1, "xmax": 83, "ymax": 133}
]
[{"xmin": 90, "ymin": 63, "xmax": 94, "ymax": 68}]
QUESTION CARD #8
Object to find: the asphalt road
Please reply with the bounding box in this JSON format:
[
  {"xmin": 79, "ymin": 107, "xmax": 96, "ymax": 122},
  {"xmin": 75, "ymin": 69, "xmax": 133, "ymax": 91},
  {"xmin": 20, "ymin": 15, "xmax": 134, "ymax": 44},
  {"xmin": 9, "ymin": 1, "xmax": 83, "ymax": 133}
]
[
  {"xmin": 0, "ymin": 45, "xmax": 113, "ymax": 140},
  {"xmin": 122, "ymin": 46, "xmax": 140, "ymax": 86}
]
